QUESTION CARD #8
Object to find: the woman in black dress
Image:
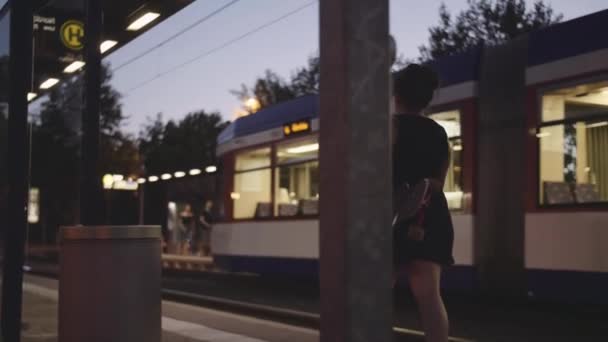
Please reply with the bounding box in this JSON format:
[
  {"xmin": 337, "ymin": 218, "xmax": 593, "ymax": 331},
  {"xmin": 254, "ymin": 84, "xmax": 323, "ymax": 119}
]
[{"xmin": 392, "ymin": 64, "xmax": 454, "ymax": 342}]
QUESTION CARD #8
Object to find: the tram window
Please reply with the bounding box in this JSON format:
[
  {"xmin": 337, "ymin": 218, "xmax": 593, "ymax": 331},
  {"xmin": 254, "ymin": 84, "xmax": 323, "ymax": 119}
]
[
  {"xmin": 275, "ymin": 137, "xmax": 319, "ymax": 216},
  {"xmin": 275, "ymin": 161, "xmax": 319, "ymax": 216},
  {"xmin": 233, "ymin": 169, "xmax": 271, "ymax": 219},
  {"xmin": 235, "ymin": 147, "xmax": 271, "ymax": 171},
  {"xmin": 429, "ymin": 110, "xmax": 464, "ymax": 210},
  {"xmin": 276, "ymin": 136, "xmax": 318, "ymax": 165},
  {"xmin": 539, "ymin": 81, "xmax": 608, "ymax": 205},
  {"xmin": 233, "ymin": 148, "xmax": 272, "ymax": 219}
]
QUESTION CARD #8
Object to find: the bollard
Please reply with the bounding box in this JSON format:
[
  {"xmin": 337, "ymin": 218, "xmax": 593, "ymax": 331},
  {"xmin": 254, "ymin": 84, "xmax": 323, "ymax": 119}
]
[{"xmin": 59, "ymin": 226, "xmax": 161, "ymax": 342}]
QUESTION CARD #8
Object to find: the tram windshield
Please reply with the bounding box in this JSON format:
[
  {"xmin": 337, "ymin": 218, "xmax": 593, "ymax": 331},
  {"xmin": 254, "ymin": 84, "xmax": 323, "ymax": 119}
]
[{"xmin": 539, "ymin": 80, "xmax": 608, "ymax": 205}]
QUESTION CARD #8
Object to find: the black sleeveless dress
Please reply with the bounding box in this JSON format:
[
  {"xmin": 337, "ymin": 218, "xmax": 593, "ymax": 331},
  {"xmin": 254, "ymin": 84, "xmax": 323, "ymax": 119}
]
[{"xmin": 393, "ymin": 114, "xmax": 455, "ymax": 267}]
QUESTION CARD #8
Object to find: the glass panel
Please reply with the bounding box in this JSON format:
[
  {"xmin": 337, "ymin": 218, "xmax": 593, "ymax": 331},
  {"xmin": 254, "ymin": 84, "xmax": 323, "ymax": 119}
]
[
  {"xmin": 539, "ymin": 121, "xmax": 608, "ymax": 204},
  {"xmin": 0, "ymin": 9, "xmax": 9, "ymax": 294},
  {"xmin": 542, "ymin": 81, "xmax": 608, "ymax": 122},
  {"xmin": 276, "ymin": 135, "xmax": 318, "ymax": 165},
  {"xmin": 445, "ymin": 138, "xmax": 464, "ymax": 210},
  {"xmin": 233, "ymin": 169, "xmax": 271, "ymax": 219},
  {"xmin": 430, "ymin": 110, "xmax": 463, "ymax": 210},
  {"xmin": 275, "ymin": 161, "xmax": 319, "ymax": 216},
  {"xmin": 235, "ymin": 147, "xmax": 271, "ymax": 171},
  {"xmin": 429, "ymin": 110, "xmax": 461, "ymax": 138}
]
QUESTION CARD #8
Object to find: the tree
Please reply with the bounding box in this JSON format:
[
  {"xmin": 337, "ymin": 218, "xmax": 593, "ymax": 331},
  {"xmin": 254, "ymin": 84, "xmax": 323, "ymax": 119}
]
[
  {"xmin": 31, "ymin": 63, "xmax": 137, "ymax": 242},
  {"xmin": 419, "ymin": 0, "xmax": 562, "ymax": 60},
  {"xmin": 290, "ymin": 55, "xmax": 319, "ymax": 96},
  {"xmin": 138, "ymin": 111, "xmax": 228, "ymax": 175},
  {"xmin": 231, "ymin": 70, "xmax": 295, "ymax": 113}
]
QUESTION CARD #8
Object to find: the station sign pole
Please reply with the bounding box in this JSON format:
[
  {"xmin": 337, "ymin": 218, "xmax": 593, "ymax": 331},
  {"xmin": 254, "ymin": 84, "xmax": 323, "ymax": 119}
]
[
  {"xmin": 319, "ymin": 0, "xmax": 393, "ymax": 341},
  {"xmin": 80, "ymin": 0, "xmax": 104, "ymax": 225}
]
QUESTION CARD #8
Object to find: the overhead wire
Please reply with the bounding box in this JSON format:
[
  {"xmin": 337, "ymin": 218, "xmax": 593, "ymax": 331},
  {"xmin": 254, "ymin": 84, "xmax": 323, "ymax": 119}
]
[
  {"xmin": 111, "ymin": 0, "xmax": 241, "ymax": 72},
  {"xmin": 122, "ymin": 0, "xmax": 317, "ymax": 98}
]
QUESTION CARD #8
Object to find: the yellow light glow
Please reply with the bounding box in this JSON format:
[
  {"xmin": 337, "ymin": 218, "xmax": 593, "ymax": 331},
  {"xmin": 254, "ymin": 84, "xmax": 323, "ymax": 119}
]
[
  {"xmin": 452, "ymin": 145, "xmax": 463, "ymax": 151},
  {"xmin": 245, "ymin": 97, "xmax": 261, "ymax": 112},
  {"xmin": 127, "ymin": 12, "xmax": 160, "ymax": 31},
  {"xmin": 286, "ymin": 143, "xmax": 319, "ymax": 154},
  {"xmin": 63, "ymin": 61, "xmax": 85, "ymax": 73},
  {"xmin": 536, "ymin": 132, "xmax": 551, "ymax": 138},
  {"xmin": 230, "ymin": 192, "xmax": 241, "ymax": 200},
  {"xmin": 40, "ymin": 78, "xmax": 59, "ymax": 89},
  {"xmin": 189, "ymin": 169, "xmax": 202, "ymax": 176},
  {"xmin": 100, "ymin": 40, "xmax": 118, "ymax": 53},
  {"xmin": 102, "ymin": 174, "xmax": 114, "ymax": 189}
]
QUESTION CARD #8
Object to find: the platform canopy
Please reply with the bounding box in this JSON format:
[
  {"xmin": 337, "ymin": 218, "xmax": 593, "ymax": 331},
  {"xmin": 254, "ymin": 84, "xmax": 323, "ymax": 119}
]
[{"xmin": 0, "ymin": 0, "xmax": 194, "ymax": 104}]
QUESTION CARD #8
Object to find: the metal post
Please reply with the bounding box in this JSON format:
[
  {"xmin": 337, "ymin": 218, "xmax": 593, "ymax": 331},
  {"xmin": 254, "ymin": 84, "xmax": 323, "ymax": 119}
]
[
  {"xmin": 1, "ymin": 0, "xmax": 34, "ymax": 340},
  {"xmin": 319, "ymin": 1, "xmax": 392, "ymax": 341},
  {"xmin": 80, "ymin": 0, "xmax": 104, "ymax": 225},
  {"xmin": 138, "ymin": 184, "xmax": 145, "ymax": 225}
]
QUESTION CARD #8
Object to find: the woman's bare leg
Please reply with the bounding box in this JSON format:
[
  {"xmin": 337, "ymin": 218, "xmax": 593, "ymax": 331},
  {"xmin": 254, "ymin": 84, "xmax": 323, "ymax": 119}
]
[{"xmin": 404, "ymin": 260, "xmax": 449, "ymax": 342}]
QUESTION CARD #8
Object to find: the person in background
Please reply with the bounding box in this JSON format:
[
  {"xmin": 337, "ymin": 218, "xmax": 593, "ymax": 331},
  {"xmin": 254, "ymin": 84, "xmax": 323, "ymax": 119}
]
[
  {"xmin": 179, "ymin": 203, "xmax": 194, "ymax": 255},
  {"xmin": 392, "ymin": 64, "xmax": 454, "ymax": 342},
  {"xmin": 198, "ymin": 200, "xmax": 214, "ymax": 256}
]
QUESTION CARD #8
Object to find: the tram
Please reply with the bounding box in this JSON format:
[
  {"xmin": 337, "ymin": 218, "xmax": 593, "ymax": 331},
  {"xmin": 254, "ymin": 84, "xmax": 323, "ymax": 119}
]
[{"xmin": 212, "ymin": 9, "xmax": 608, "ymax": 304}]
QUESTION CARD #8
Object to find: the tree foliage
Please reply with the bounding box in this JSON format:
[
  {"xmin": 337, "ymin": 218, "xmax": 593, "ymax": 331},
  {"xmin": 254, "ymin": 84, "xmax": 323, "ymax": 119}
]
[
  {"xmin": 31, "ymin": 63, "xmax": 135, "ymax": 241},
  {"xmin": 231, "ymin": 55, "xmax": 320, "ymax": 112},
  {"xmin": 138, "ymin": 111, "xmax": 228, "ymax": 175},
  {"xmin": 419, "ymin": 0, "xmax": 562, "ymax": 60}
]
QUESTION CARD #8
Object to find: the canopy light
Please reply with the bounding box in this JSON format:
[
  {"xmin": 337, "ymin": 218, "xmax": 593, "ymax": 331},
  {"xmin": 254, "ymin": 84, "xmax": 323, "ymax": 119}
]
[
  {"xmin": 137, "ymin": 178, "xmax": 146, "ymax": 184},
  {"xmin": 161, "ymin": 173, "xmax": 172, "ymax": 180},
  {"xmin": 174, "ymin": 171, "xmax": 186, "ymax": 178},
  {"xmin": 148, "ymin": 176, "xmax": 159, "ymax": 182},
  {"xmin": 100, "ymin": 40, "xmax": 118, "ymax": 53},
  {"xmin": 189, "ymin": 169, "xmax": 202, "ymax": 176},
  {"xmin": 64, "ymin": 61, "xmax": 85, "ymax": 73},
  {"xmin": 40, "ymin": 78, "xmax": 59, "ymax": 89},
  {"xmin": 286, "ymin": 143, "xmax": 319, "ymax": 154},
  {"xmin": 205, "ymin": 166, "xmax": 217, "ymax": 173},
  {"xmin": 587, "ymin": 121, "xmax": 608, "ymax": 129},
  {"xmin": 127, "ymin": 12, "xmax": 160, "ymax": 31}
]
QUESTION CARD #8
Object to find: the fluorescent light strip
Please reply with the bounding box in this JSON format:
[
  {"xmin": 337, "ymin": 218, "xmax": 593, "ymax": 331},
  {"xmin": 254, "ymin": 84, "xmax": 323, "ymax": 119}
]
[
  {"xmin": 286, "ymin": 143, "xmax": 319, "ymax": 154},
  {"xmin": 63, "ymin": 61, "xmax": 85, "ymax": 73},
  {"xmin": 27, "ymin": 93, "xmax": 37, "ymax": 101},
  {"xmin": 127, "ymin": 12, "xmax": 160, "ymax": 31},
  {"xmin": 100, "ymin": 40, "xmax": 118, "ymax": 53},
  {"xmin": 586, "ymin": 121, "xmax": 608, "ymax": 129},
  {"xmin": 40, "ymin": 78, "xmax": 59, "ymax": 89}
]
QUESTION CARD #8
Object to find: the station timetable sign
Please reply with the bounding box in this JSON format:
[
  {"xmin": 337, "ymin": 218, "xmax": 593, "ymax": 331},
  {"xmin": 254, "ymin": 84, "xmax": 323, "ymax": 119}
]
[{"xmin": 283, "ymin": 119, "xmax": 311, "ymax": 137}]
